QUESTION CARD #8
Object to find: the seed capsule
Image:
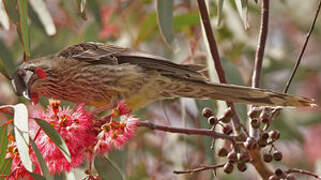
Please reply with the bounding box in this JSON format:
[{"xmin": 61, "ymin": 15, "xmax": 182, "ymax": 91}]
[
  {"xmin": 275, "ymin": 168, "xmax": 283, "ymax": 177},
  {"xmin": 244, "ymin": 137, "xmax": 257, "ymax": 150},
  {"xmin": 227, "ymin": 151, "xmax": 237, "ymax": 163},
  {"xmin": 263, "ymin": 153, "xmax": 273, "ymax": 163},
  {"xmin": 202, "ymin": 107, "xmax": 213, "ymax": 118},
  {"xmin": 223, "ymin": 162, "xmax": 234, "ymax": 174},
  {"xmin": 237, "ymin": 163, "xmax": 247, "ymax": 172},
  {"xmin": 273, "ymin": 151, "xmax": 283, "ymax": 161},
  {"xmin": 250, "ymin": 118, "xmax": 260, "ymax": 129},
  {"xmin": 218, "ymin": 147, "xmax": 229, "ymax": 157},
  {"xmin": 237, "ymin": 152, "xmax": 251, "ymax": 163},
  {"xmin": 269, "ymin": 130, "xmax": 280, "ymax": 141},
  {"xmin": 208, "ymin": 116, "xmax": 218, "ymax": 126}
]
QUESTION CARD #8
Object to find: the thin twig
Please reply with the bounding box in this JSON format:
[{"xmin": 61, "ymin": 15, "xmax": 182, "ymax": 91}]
[
  {"xmin": 197, "ymin": 0, "xmax": 242, "ymax": 133},
  {"xmin": 173, "ymin": 163, "xmax": 225, "ymax": 174},
  {"xmin": 252, "ymin": 0, "xmax": 269, "ymax": 88},
  {"xmin": 137, "ymin": 121, "xmax": 235, "ymax": 142},
  {"xmin": 287, "ymin": 168, "xmax": 321, "ymax": 179},
  {"xmin": 283, "ymin": 0, "xmax": 321, "ymax": 93},
  {"xmin": 247, "ymin": 1, "xmax": 274, "ymax": 179}
]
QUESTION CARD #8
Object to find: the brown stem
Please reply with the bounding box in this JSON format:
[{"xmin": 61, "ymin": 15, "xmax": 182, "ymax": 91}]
[
  {"xmin": 247, "ymin": 1, "xmax": 273, "ymax": 179},
  {"xmin": 252, "ymin": 0, "xmax": 269, "ymax": 88},
  {"xmin": 137, "ymin": 121, "xmax": 235, "ymax": 142},
  {"xmin": 286, "ymin": 168, "xmax": 321, "ymax": 179},
  {"xmin": 197, "ymin": 0, "xmax": 242, "ymax": 133},
  {"xmin": 173, "ymin": 163, "xmax": 225, "ymax": 174},
  {"xmin": 283, "ymin": 0, "xmax": 321, "ymax": 93},
  {"xmin": 248, "ymin": 149, "xmax": 273, "ymax": 180}
]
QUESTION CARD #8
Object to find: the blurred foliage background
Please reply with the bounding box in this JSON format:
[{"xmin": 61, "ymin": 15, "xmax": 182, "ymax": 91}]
[{"xmin": 0, "ymin": 0, "xmax": 321, "ymax": 179}]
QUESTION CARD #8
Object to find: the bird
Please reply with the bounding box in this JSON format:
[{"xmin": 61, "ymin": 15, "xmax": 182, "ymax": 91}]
[{"xmin": 11, "ymin": 42, "xmax": 316, "ymax": 110}]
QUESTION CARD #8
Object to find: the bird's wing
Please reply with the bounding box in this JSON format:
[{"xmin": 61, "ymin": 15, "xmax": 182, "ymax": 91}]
[{"xmin": 57, "ymin": 42, "xmax": 207, "ymax": 81}]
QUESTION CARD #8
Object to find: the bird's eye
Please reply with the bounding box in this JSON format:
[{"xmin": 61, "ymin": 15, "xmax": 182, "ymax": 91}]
[{"xmin": 17, "ymin": 70, "xmax": 26, "ymax": 77}]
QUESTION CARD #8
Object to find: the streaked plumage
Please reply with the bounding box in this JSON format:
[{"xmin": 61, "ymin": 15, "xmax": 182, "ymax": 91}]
[{"xmin": 11, "ymin": 42, "xmax": 316, "ymax": 109}]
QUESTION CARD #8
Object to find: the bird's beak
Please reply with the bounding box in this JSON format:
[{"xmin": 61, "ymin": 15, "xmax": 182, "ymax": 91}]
[{"xmin": 22, "ymin": 89, "xmax": 30, "ymax": 100}]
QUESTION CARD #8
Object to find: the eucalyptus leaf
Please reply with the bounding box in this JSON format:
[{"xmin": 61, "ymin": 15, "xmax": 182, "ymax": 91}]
[
  {"xmin": 3, "ymin": 0, "xmax": 18, "ymax": 23},
  {"xmin": 29, "ymin": 0, "xmax": 56, "ymax": 36},
  {"xmin": 30, "ymin": 138, "xmax": 52, "ymax": 180},
  {"xmin": 94, "ymin": 155, "xmax": 126, "ymax": 180},
  {"xmin": 17, "ymin": 0, "xmax": 30, "ymax": 58},
  {"xmin": 11, "ymin": 104, "xmax": 32, "ymax": 172},
  {"xmin": 217, "ymin": 0, "xmax": 224, "ymax": 26},
  {"xmin": 0, "ymin": 126, "xmax": 8, "ymax": 167},
  {"xmin": 156, "ymin": 0, "xmax": 174, "ymax": 45},
  {"xmin": 33, "ymin": 118, "xmax": 71, "ymax": 162},
  {"xmin": 29, "ymin": 172, "xmax": 46, "ymax": 180},
  {"xmin": 0, "ymin": 1, "xmax": 10, "ymax": 30},
  {"xmin": 0, "ymin": 158, "xmax": 12, "ymax": 180}
]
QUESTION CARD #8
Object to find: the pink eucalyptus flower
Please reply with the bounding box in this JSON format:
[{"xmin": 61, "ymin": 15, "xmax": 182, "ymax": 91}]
[
  {"xmin": 94, "ymin": 115, "xmax": 138, "ymax": 154},
  {"xmin": 29, "ymin": 103, "xmax": 96, "ymax": 175}
]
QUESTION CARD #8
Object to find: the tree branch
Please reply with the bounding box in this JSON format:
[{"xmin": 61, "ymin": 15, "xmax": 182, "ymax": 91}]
[
  {"xmin": 283, "ymin": 0, "xmax": 321, "ymax": 93},
  {"xmin": 252, "ymin": 0, "xmax": 269, "ymax": 88},
  {"xmin": 137, "ymin": 121, "xmax": 235, "ymax": 142},
  {"xmin": 286, "ymin": 168, "xmax": 321, "ymax": 179},
  {"xmin": 197, "ymin": 0, "xmax": 242, "ymax": 133},
  {"xmin": 173, "ymin": 163, "xmax": 225, "ymax": 174}
]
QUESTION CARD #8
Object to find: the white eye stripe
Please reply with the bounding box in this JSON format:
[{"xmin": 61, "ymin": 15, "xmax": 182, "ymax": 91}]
[
  {"xmin": 23, "ymin": 70, "xmax": 34, "ymax": 84},
  {"xmin": 11, "ymin": 79, "xmax": 17, "ymax": 92}
]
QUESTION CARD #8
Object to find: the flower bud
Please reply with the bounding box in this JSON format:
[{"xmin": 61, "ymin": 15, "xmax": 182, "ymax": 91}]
[
  {"xmin": 269, "ymin": 130, "xmax": 280, "ymax": 141},
  {"xmin": 227, "ymin": 151, "xmax": 237, "ymax": 163},
  {"xmin": 263, "ymin": 153, "xmax": 273, "ymax": 163},
  {"xmin": 250, "ymin": 118, "xmax": 260, "ymax": 129},
  {"xmin": 237, "ymin": 163, "xmax": 247, "ymax": 172},
  {"xmin": 220, "ymin": 107, "xmax": 233, "ymax": 123},
  {"xmin": 223, "ymin": 162, "xmax": 234, "ymax": 174},
  {"xmin": 208, "ymin": 116, "xmax": 218, "ymax": 126},
  {"xmin": 218, "ymin": 147, "xmax": 229, "ymax": 157},
  {"xmin": 248, "ymin": 107, "xmax": 261, "ymax": 119},
  {"xmin": 237, "ymin": 152, "xmax": 251, "ymax": 163},
  {"xmin": 244, "ymin": 137, "xmax": 257, "ymax": 150},
  {"xmin": 202, "ymin": 107, "xmax": 213, "ymax": 118},
  {"xmin": 275, "ymin": 168, "xmax": 284, "ymax": 177},
  {"xmin": 273, "ymin": 151, "xmax": 283, "ymax": 161}
]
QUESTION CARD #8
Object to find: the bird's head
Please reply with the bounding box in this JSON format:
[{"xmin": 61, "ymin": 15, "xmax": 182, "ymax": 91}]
[{"xmin": 11, "ymin": 56, "xmax": 54, "ymax": 104}]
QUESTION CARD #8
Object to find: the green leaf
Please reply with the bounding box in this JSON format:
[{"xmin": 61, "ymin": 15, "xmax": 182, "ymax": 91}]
[
  {"xmin": 234, "ymin": 0, "xmax": 249, "ymax": 29},
  {"xmin": 0, "ymin": 126, "xmax": 8, "ymax": 167},
  {"xmin": 0, "ymin": 1, "xmax": 10, "ymax": 30},
  {"xmin": 94, "ymin": 155, "xmax": 126, "ymax": 180},
  {"xmin": 11, "ymin": 104, "xmax": 32, "ymax": 172},
  {"xmin": 0, "ymin": 158, "xmax": 12, "ymax": 180},
  {"xmin": 33, "ymin": 118, "xmax": 71, "ymax": 162},
  {"xmin": 0, "ymin": 40, "xmax": 15, "ymax": 75},
  {"xmin": 30, "ymin": 138, "xmax": 52, "ymax": 180},
  {"xmin": 135, "ymin": 13, "xmax": 158, "ymax": 46},
  {"xmin": 29, "ymin": 172, "xmax": 46, "ymax": 180},
  {"xmin": 87, "ymin": 0, "xmax": 101, "ymax": 25},
  {"xmin": 29, "ymin": 0, "xmax": 56, "ymax": 36},
  {"xmin": 17, "ymin": 0, "xmax": 30, "ymax": 59},
  {"xmin": 217, "ymin": 0, "xmax": 224, "ymax": 26},
  {"xmin": 173, "ymin": 12, "xmax": 200, "ymax": 32},
  {"xmin": 156, "ymin": 0, "xmax": 174, "ymax": 45},
  {"xmin": 76, "ymin": 0, "xmax": 87, "ymax": 20},
  {"xmin": 3, "ymin": 0, "xmax": 18, "ymax": 23}
]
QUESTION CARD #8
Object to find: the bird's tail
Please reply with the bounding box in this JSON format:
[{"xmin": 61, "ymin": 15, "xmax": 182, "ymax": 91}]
[{"xmin": 168, "ymin": 78, "xmax": 317, "ymax": 107}]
